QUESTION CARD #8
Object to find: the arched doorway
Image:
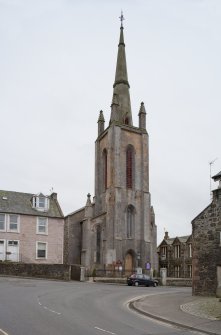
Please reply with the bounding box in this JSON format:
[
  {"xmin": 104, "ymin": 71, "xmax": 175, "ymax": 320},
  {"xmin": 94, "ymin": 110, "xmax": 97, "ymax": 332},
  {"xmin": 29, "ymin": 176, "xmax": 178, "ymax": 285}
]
[{"xmin": 125, "ymin": 252, "xmax": 133, "ymax": 276}]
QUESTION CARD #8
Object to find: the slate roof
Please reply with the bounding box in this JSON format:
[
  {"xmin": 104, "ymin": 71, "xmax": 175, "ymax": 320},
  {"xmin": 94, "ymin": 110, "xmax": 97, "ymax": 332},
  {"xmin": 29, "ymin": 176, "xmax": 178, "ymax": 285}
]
[
  {"xmin": 0, "ymin": 190, "xmax": 63, "ymax": 218},
  {"xmin": 158, "ymin": 235, "xmax": 191, "ymax": 248},
  {"xmin": 164, "ymin": 238, "xmax": 175, "ymax": 245},
  {"xmin": 176, "ymin": 235, "xmax": 191, "ymax": 243}
]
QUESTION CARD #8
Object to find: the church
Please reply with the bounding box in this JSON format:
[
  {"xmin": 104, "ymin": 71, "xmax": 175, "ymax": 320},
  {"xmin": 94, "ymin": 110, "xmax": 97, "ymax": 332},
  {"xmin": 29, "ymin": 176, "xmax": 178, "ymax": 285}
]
[{"xmin": 64, "ymin": 18, "xmax": 158, "ymax": 275}]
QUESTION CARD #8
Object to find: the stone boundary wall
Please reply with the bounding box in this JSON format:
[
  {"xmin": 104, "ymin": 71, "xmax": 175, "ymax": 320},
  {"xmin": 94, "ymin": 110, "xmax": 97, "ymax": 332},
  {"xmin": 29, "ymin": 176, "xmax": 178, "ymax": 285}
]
[
  {"xmin": 88, "ymin": 277, "xmax": 192, "ymax": 287},
  {"xmin": 166, "ymin": 277, "xmax": 192, "ymax": 287},
  {"xmin": 92, "ymin": 277, "xmax": 127, "ymax": 284},
  {"xmin": 0, "ymin": 263, "xmax": 71, "ymax": 281}
]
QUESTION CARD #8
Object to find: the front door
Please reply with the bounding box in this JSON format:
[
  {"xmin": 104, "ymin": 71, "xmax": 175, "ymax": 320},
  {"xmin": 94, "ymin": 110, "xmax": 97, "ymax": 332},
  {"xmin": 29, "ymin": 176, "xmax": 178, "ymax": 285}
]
[
  {"xmin": 0, "ymin": 240, "xmax": 5, "ymax": 261},
  {"xmin": 125, "ymin": 253, "xmax": 133, "ymax": 275},
  {"xmin": 7, "ymin": 240, "xmax": 19, "ymax": 262}
]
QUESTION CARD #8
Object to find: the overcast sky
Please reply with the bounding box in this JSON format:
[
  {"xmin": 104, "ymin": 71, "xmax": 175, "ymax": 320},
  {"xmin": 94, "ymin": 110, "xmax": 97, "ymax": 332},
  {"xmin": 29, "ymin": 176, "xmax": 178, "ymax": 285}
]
[{"xmin": 0, "ymin": 0, "xmax": 220, "ymax": 243}]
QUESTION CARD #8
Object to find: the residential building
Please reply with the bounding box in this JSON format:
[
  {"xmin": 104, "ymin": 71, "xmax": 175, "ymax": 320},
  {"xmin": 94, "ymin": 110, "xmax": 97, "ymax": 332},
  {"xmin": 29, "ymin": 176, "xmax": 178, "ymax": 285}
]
[
  {"xmin": 192, "ymin": 171, "xmax": 221, "ymax": 296},
  {"xmin": 64, "ymin": 20, "xmax": 158, "ymax": 274},
  {"xmin": 0, "ymin": 190, "xmax": 64, "ymax": 263},
  {"xmin": 158, "ymin": 232, "xmax": 192, "ymax": 278}
]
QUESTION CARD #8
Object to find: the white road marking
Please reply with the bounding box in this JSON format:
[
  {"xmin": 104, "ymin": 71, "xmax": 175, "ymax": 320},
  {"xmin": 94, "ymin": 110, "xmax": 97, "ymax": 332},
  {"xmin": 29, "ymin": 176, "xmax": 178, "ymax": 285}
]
[
  {"xmin": 0, "ymin": 329, "xmax": 9, "ymax": 335},
  {"xmin": 37, "ymin": 297, "xmax": 61, "ymax": 315},
  {"xmin": 94, "ymin": 326, "xmax": 117, "ymax": 335}
]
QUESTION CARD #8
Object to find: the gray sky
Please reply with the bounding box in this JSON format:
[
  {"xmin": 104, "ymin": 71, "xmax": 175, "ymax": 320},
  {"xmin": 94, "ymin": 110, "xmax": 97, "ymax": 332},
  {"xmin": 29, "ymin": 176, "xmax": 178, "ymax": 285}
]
[{"xmin": 0, "ymin": 0, "xmax": 220, "ymax": 243}]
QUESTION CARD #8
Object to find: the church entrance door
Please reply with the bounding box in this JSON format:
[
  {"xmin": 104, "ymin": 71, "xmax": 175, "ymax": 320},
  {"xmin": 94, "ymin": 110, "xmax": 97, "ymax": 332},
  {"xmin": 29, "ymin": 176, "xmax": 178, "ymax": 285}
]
[{"xmin": 125, "ymin": 253, "xmax": 133, "ymax": 276}]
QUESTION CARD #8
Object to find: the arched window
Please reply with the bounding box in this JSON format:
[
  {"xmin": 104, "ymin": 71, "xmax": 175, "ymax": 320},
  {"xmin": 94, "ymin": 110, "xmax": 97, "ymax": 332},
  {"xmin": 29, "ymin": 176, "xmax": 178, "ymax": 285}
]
[
  {"xmin": 96, "ymin": 226, "xmax": 101, "ymax": 263},
  {"xmin": 126, "ymin": 205, "xmax": 135, "ymax": 238},
  {"xmin": 103, "ymin": 149, "xmax": 107, "ymax": 190},
  {"xmin": 125, "ymin": 117, "xmax": 129, "ymax": 125},
  {"xmin": 126, "ymin": 145, "xmax": 134, "ymax": 189}
]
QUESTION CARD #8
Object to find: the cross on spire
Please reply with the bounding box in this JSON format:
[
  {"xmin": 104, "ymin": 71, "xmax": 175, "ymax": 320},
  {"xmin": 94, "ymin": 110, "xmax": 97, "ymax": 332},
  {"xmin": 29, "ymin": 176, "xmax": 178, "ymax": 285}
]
[{"xmin": 119, "ymin": 11, "xmax": 125, "ymax": 27}]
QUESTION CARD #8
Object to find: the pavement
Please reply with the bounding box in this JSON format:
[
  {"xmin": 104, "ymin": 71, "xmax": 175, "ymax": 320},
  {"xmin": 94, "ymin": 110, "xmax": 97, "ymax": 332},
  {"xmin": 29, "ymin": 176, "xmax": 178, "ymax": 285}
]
[{"xmin": 131, "ymin": 289, "xmax": 221, "ymax": 335}]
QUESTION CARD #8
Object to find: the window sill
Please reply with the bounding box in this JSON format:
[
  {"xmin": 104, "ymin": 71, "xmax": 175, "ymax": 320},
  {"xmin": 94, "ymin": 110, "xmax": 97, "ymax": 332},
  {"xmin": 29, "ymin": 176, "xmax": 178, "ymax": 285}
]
[
  {"xmin": 36, "ymin": 258, "xmax": 47, "ymax": 260},
  {"xmin": 33, "ymin": 207, "xmax": 49, "ymax": 212}
]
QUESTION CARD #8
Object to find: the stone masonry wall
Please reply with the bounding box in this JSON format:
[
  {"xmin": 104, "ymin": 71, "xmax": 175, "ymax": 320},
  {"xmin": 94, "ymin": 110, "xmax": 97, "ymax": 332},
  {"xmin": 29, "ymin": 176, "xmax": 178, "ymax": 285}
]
[
  {"xmin": 64, "ymin": 208, "xmax": 85, "ymax": 265},
  {"xmin": 0, "ymin": 263, "xmax": 71, "ymax": 280},
  {"xmin": 192, "ymin": 188, "xmax": 221, "ymax": 296}
]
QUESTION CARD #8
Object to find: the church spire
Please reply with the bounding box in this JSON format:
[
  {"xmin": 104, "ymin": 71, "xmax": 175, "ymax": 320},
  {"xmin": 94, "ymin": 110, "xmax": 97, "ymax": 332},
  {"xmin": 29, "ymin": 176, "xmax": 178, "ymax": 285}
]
[{"xmin": 110, "ymin": 13, "xmax": 133, "ymax": 126}]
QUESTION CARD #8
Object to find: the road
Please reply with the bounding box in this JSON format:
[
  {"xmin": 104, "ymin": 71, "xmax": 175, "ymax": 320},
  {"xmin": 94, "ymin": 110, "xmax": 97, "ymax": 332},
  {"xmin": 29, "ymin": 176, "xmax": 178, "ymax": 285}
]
[{"xmin": 0, "ymin": 277, "xmax": 199, "ymax": 335}]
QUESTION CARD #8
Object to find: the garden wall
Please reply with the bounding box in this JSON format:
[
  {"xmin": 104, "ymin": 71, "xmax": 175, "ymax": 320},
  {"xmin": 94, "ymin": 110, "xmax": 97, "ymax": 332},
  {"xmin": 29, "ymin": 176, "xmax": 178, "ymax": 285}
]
[{"xmin": 0, "ymin": 263, "xmax": 71, "ymax": 281}]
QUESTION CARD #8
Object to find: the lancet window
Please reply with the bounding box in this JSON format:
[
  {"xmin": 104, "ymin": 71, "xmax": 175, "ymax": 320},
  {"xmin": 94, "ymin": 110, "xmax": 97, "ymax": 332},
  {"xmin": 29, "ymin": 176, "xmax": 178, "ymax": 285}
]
[
  {"xmin": 96, "ymin": 225, "xmax": 101, "ymax": 263},
  {"xmin": 126, "ymin": 145, "xmax": 134, "ymax": 189},
  {"xmin": 103, "ymin": 149, "xmax": 107, "ymax": 190},
  {"xmin": 126, "ymin": 205, "xmax": 135, "ymax": 238}
]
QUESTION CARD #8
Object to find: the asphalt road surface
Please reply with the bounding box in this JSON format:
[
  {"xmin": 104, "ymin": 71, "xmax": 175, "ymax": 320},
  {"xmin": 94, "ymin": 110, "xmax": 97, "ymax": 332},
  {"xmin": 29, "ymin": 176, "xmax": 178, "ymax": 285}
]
[{"xmin": 0, "ymin": 277, "xmax": 200, "ymax": 335}]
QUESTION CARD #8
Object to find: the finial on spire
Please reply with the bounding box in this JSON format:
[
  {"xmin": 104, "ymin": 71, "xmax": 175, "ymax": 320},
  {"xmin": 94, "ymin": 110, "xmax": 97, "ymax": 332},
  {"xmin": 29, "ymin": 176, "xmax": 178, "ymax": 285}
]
[
  {"xmin": 119, "ymin": 10, "xmax": 125, "ymax": 27},
  {"xmin": 86, "ymin": 193, "xmax": 92, "ymax": 207}
]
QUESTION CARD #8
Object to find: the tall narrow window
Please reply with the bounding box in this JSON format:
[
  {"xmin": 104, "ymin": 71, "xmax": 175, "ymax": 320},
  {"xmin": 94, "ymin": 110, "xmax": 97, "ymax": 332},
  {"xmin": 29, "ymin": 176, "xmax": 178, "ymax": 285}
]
[
  {"xmin": 79, "ymin": 222, "xmax": 83, "ymax": 265},
  {"xmin": 174, "ymin": 265, "xmax": 180, "ymax": 278},
  {"xmin": 188, "ymin": 243, "xmax": 192, "ymax": 258},
  {"xmin": 188, "ymin": 265, "xmax": 192, "ymax": 278},
  {"xmin": 96, "ymin": 226, "xmax": 101, "ymax": 263},
  {"xmin": 39, "ymin": 197, "xmax": 46, "ymax": 208},
  {"xmin": 37, "ymin": 217, "xmax": 48, "ymax": 235},
  {"xmin": 0, "ymin": 214, "xmax": 5, "ymax": 231},
  {"xmin": 8, "ymin": 215, "xmax": 19, "ymax": 232},
  {"xmin": 126, "ymin": 146, "xmax": 134, "ymax": 189},
  {"xmin": 174, "ymin": 245, "xmax": 180, "ymax": 258},
  {"xmin": 161, "ymin": 246, "xmax": 167, "ymax": 260},
  {"xmin": 103, "ymin": 149, "xmax": 107, "ymax": 190},
  {"xmin": 127, "ymin": 205, "xmax": 135, "ymax": 238},
  {"xmin": 0, "ymin": 240, "xmax": 6, "ymax": 261}
]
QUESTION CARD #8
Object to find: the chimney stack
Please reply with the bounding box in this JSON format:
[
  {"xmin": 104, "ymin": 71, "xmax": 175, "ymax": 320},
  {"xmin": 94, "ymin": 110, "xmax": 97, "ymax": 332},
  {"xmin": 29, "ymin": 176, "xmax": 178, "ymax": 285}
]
[{"xmin": 164, "ymin": 231, "xmax": 169, "ymax": 240}]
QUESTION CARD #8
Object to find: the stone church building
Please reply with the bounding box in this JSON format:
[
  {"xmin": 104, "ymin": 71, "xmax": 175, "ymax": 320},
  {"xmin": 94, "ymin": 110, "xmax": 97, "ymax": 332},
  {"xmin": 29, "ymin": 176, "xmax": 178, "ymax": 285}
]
[{"xmin": 64, "ymin": 21, "xmax": 157, "ymax": 275}]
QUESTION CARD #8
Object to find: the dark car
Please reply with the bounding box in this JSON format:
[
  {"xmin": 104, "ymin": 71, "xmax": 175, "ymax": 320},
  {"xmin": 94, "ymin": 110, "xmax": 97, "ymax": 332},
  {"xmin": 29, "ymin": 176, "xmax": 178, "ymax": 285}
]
[{"xmin": 127, "ymin": 274, "xmax": 158, "ymax": 287}]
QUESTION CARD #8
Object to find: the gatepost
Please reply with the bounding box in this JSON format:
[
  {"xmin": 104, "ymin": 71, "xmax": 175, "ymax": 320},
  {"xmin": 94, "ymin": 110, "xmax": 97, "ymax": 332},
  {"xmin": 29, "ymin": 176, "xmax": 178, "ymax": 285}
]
[
  {"xmin": 80, "ymin": 266, "xmax": 85, "ymax": 282},
  {"xmin": 216, "ymin": 265, "xmax": 221, "ymax": 298},
  {"xmin": 160, "ymin": 268, "xmax": 167, "ymax": 286}
]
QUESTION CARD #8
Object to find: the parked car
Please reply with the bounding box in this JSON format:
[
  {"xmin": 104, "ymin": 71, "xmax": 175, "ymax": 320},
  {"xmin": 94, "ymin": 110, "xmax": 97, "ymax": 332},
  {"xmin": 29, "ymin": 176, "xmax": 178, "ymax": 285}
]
[{"xmin": 127, "ymin": 274, "xmax": 158, "ymax": 287}]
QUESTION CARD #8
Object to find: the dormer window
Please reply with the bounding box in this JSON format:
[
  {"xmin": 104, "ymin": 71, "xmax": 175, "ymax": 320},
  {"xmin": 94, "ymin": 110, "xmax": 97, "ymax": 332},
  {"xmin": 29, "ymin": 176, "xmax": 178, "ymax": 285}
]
[
  {"xmin": 32, "ymin": 194, "xmax": 49, "ymax": 212},
  {"xmin": 39, "ymin": 197, "xmax": 46, "ymax": 208}
]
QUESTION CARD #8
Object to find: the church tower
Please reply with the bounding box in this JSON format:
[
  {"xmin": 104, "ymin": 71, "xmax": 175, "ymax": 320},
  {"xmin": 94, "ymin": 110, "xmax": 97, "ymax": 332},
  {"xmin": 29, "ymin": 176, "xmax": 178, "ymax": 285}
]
[
  {"xmin": 93, "ymin": 17, "xmax": 157, "ymax": 273},
  {"xmin": 64, "ymin": 16, "xmax": 157, "ymax": 275}
]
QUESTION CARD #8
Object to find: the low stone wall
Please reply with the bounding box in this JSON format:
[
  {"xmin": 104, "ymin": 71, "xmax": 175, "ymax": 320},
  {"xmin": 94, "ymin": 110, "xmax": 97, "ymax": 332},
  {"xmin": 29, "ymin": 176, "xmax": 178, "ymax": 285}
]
[
  {"xmin": 166, "ymin": 277, "xmax": 192, "ymax": 287},
  {"xmin": 0, "ymin": 262, "xmax": 71, "ymax": 281},
  {"xmin": 92, "ymin": 277, "xmax": 127, "ymax": 284}
]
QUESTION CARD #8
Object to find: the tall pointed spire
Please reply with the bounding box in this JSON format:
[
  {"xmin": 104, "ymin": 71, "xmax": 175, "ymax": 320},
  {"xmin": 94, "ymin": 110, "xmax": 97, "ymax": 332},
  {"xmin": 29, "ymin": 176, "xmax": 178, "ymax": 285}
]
[{"xmin": 110, "ymin": 13, "xmax": 133, "ymax": 126}]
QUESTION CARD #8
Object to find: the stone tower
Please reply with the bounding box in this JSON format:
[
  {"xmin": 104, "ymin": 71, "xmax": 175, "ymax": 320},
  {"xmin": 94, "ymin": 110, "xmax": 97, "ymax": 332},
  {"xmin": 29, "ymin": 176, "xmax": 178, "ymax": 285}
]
[
  {"xmin": 64, "ymin": 19, "xmax": 157, "ymax": 275},
  {"xmin": 93, "ymin": 21, "xmax": 157, "ymax": 273}
]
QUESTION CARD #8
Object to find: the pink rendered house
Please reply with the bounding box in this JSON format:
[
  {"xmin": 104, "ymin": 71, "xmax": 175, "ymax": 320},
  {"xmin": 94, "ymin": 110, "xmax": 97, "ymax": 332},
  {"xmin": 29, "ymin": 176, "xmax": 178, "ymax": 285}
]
[{"xmin": 0, "ymin": 190, "xmax": 64, "ymax": 264}]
